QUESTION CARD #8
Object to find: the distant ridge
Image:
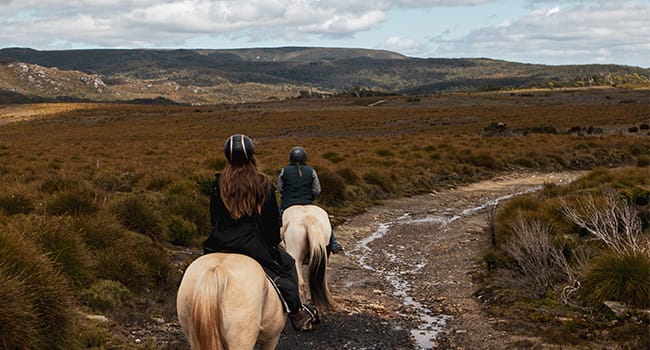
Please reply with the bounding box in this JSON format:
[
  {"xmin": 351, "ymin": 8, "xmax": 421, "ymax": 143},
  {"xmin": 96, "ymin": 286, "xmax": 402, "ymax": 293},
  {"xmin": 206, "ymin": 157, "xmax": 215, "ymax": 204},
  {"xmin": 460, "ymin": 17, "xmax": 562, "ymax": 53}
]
[{"xmin": 1, "ymin": 47, "xmax": 648, "ymax": 105}]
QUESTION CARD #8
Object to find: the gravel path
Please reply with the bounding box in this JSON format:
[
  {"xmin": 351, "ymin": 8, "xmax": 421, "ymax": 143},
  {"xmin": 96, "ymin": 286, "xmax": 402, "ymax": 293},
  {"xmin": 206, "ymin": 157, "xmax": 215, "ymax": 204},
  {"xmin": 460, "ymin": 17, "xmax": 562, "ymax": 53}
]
[{"xmin": 277, "ymin": 171, "xmax": 583, "ymax": 349}]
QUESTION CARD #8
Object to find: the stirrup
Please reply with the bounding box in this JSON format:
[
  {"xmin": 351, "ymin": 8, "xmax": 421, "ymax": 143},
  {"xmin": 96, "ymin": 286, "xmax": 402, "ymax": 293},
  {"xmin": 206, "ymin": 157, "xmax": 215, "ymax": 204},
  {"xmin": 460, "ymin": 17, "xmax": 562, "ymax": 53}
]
[{"xmin": 302, "ymin": 304, "xmax": 320, "ymax": 324}]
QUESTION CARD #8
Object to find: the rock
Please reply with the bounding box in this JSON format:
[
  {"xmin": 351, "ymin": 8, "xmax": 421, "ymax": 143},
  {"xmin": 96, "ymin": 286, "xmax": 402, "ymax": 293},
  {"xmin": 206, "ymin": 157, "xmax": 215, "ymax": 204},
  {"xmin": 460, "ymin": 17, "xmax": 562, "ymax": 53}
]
[
  {"xmin": 85, "ymin": 314, "xmax": 109, "ymax": 322},
  {"xmin": 603, "ymin": 300, "xmax": 628, "ymax": 316}
]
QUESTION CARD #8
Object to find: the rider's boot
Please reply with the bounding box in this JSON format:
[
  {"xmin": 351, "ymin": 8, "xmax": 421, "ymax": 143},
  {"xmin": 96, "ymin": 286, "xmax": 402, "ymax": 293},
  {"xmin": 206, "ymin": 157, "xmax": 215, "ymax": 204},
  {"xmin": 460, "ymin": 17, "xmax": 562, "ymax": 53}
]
[
  {"xmin": 328, "ymin": 231, "xmax": 343, "ymax": 254},
  {"xmin": 289, "ymin": 305, "xmax": 315, "ymax": 331}
]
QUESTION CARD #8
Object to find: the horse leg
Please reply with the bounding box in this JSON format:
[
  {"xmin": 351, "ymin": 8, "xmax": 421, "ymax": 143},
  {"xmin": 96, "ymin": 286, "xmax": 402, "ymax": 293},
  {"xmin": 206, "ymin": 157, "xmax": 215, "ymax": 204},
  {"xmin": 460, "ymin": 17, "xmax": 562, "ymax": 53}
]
[
  {"xmin": 297, "ymin": 261, "xmax": 310, "ymax": 304},
  {"xmin": 258, "ymin": 335, "xmax": 281, "ymax": 350}
]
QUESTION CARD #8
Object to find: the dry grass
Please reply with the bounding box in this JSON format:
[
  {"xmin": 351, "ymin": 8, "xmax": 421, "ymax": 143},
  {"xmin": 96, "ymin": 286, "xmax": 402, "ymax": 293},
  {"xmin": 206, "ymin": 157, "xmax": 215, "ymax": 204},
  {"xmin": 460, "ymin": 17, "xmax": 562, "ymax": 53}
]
[{"xmin": 0, "ymin": 87, "xmax": 648, "ymax": 348}]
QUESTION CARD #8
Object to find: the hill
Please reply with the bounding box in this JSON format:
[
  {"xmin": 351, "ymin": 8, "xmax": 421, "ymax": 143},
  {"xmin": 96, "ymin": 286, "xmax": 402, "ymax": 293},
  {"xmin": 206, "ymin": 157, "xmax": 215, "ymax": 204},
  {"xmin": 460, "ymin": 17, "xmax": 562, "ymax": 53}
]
[{"xmin": 1, "ymin": 47, "xmax": 648, "ymax": 105}]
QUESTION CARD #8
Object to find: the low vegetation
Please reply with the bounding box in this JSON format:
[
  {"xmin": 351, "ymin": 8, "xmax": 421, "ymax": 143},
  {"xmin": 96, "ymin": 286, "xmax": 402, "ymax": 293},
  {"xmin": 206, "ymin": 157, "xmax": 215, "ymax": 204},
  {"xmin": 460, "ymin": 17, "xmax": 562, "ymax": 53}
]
[
  {"xmin": 0, "ymin": 87, "xmax": 648, "ymax": 348},
  {"xmin": 480, "ymin": 167, "xmax": 649, "ymax": 348}
]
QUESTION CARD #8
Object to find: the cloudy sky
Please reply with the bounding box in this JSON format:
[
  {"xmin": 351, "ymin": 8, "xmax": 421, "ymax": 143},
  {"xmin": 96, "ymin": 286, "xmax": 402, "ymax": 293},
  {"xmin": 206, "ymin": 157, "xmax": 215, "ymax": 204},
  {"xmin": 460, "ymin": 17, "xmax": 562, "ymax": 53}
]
[{"xmin": 1, "ymin": 0, "xmax": 648, "ymax": 67}]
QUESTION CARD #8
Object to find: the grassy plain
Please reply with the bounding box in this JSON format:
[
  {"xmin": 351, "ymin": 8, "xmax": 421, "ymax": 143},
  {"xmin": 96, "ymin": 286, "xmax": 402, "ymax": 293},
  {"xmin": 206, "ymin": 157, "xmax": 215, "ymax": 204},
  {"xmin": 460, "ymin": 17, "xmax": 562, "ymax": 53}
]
[{"xmin": 0, "ymin": 87, "xmax": 648, "ymax": 348}]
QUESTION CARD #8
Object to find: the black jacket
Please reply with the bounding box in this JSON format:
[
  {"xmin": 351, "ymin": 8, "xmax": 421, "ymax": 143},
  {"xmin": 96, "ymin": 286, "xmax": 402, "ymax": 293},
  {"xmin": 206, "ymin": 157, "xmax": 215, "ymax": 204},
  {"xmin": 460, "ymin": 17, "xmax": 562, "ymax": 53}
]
[{"xmin": 205, "ymin": 174, "xmax": 285, "ymax": 271}]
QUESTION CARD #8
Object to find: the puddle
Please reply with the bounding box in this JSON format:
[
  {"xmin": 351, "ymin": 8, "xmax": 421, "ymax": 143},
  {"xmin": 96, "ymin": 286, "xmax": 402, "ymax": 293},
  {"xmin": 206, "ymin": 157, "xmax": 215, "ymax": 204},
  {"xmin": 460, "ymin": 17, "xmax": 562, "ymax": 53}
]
[{"xmin": 348, "ymin": 187, "xmax": 545, "ymax": 349}]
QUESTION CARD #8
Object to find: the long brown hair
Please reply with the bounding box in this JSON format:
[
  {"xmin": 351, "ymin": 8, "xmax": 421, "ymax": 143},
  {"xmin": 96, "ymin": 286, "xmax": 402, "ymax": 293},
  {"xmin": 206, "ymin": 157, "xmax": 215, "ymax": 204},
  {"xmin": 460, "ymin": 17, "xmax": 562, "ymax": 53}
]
[{"xmin": 219, "ymin": 155, "xmax": 271, "ymax": 219}]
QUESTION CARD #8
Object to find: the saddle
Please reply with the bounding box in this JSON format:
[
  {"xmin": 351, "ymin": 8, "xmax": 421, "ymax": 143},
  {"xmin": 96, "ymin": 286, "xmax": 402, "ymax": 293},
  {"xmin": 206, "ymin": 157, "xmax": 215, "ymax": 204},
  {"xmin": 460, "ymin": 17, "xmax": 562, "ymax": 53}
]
[{"xmin": 266, "ymin": 274, "xmax": 290, "ymax": 313}]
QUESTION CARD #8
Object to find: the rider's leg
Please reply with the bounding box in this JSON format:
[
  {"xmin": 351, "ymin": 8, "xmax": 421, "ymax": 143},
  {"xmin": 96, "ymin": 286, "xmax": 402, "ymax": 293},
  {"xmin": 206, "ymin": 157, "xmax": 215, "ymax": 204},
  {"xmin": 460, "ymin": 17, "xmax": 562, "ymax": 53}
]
[{"xmin": 328, "ymin": 226, "xmax": 343, "ymax": 253}]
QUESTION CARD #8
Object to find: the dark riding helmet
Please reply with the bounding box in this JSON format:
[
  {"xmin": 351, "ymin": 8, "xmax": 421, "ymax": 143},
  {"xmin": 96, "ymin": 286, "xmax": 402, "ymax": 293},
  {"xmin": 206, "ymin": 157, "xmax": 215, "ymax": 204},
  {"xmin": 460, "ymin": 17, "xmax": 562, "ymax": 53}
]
[
  {"xmin": 224, "ymin": 134, "xmax": 255, "ymax": 165},
  {"xmin": 289, "ymin": 146, "xmax": 307, "ymax": 163}
]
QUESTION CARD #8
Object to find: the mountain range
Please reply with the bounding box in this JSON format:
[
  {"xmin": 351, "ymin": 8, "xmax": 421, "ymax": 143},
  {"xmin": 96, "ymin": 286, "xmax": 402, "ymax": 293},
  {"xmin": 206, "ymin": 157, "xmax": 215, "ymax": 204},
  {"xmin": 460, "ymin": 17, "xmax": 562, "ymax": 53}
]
[{"xmin": 1, "ymin": 47, "xmax": 648, "ymax": 105}]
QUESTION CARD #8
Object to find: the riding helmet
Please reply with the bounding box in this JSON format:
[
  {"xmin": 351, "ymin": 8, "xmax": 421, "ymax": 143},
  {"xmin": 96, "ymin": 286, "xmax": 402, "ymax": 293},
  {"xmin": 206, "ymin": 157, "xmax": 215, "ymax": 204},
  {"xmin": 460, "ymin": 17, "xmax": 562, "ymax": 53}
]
[
  {"xmin": 224, "ymin": 134, "xmax": 255, "ymax": 165},
  {"xmin": 289, "ymin": 146, "xmax": 307, "ymax": 163}
]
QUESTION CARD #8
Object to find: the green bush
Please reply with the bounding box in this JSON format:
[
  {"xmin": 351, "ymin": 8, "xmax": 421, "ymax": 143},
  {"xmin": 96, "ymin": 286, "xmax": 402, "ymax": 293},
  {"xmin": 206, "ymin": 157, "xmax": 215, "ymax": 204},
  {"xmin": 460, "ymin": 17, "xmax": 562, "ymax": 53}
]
[
  {"xmin": 80, "ymin": 279, "xmax": 133, "ymax": 312},
  {"xmin": 581, "ymin": 252, "xmax": 650, "ymax": 308},
  {"xmin": 165, "ymin": 193, "xmax": 210, "ymax": 235},
  {"xmin": 0, "ymin": 227, "xmax": 75, "ymax": 350},
  {"xmin": 167, "ymin": 215, "xmax": 198, "ymax": 246},
  {"xmin": 0, "ymin": 193, "xmax": 34, "ymax": 215}
]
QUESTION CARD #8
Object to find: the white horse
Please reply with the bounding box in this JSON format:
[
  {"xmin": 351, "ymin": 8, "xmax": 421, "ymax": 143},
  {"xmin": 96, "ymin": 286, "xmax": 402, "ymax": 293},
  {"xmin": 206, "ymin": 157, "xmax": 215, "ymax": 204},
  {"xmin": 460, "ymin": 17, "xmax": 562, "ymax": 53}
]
[
  {"xmin": 281, "ymin": 204, "xmax": 334, "ymax": 312},
  {"xmin": 176, "ymin": 253, "xmax": 286, "ymax": 350}
]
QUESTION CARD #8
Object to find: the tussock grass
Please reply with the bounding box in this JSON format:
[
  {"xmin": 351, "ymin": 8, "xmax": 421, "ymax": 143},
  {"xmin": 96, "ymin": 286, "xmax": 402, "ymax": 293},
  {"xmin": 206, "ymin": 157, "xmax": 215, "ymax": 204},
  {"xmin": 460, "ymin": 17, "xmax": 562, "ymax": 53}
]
[
  {"xmin": 0, "ymin": 192, "xmax": 34, "ymax": 215},
  {"xmin": 0, "ymin": 226, "xmax": 75, "ymax": 350},
  {"xmin": 0, "ymin": 88, "xmax": 647, "ymax": 348},
  {"xmin": 481, "ymin": 166, "xmax": 650, "ymax": 346},
  {"xmin": 582, "ymin": 252, "xmax": 650, "ymax": 308}
]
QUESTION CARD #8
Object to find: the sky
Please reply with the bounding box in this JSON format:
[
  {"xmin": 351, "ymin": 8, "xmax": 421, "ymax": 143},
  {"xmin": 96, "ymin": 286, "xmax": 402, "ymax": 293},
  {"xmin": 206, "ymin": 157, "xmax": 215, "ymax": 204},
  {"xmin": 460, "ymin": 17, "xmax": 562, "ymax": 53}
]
[{"xmin": 1, "ymin": 0, "xmax": 648, "ymax": 67}]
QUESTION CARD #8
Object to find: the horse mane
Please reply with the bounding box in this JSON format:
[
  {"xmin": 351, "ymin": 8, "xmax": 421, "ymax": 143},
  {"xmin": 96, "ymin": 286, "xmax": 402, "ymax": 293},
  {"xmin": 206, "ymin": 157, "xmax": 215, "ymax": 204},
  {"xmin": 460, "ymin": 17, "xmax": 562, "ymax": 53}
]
[{"xmin": 191, "ymin": 266, "xmax": 225, "ymax": 350}]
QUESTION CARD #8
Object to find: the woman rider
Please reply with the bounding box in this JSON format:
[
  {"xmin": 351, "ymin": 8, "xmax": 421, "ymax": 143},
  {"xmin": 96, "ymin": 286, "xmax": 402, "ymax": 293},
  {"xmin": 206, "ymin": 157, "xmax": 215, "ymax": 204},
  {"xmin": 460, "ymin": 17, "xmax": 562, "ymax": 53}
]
[{"xmin": 202, "ymin": 134, "xmax": 317, "ymax": 331}]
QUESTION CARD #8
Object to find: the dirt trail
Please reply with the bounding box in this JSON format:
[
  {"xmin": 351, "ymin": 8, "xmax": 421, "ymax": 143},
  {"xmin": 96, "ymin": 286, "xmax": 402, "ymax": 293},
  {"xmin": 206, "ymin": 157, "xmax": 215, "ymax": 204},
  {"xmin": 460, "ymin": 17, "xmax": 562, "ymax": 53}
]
[
  {"xmin": 274, "ymin": 171, "xmax": 584, "ymax": 349},
  {"xmin": 151, "ymin": 171, "xmax": 584, "ymax": 349}
]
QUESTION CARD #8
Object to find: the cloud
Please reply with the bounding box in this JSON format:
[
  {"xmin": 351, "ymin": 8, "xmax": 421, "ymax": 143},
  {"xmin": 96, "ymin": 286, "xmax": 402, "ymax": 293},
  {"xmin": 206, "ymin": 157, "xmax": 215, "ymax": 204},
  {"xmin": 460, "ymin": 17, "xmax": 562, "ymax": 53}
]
[
  {"xmin": 0, "ymin": 0, "xmax": 647, "ymax": 67},
  {"xmin": 382, "ymin": 36, "xmax": 424, "ymax": 54},
  {"xmin": 0, "ymin": 0, "xmax": 394, "ymax": 47},
  {"xmin": 432, "ymin": 1, "xmax": 650, "ymax": 66}
]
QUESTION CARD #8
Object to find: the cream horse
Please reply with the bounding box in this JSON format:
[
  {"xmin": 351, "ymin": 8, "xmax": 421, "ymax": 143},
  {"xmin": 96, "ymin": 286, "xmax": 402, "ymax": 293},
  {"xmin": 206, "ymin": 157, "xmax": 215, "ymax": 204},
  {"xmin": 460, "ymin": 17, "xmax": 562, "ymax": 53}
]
[
  {"xmin": 282, "ymin": 204, "xmax": 334, "ymax": 311},
  {"xmin": 176, "ymin": 253, "xmax": 286, "ymax": 350}
]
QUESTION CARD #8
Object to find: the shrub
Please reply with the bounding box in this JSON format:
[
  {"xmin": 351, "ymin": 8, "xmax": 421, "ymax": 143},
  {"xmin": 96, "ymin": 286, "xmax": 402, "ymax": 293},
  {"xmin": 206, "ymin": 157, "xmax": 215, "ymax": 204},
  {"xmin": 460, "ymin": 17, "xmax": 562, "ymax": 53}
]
[
  {"xmin": 93, "ymin": 171, "xmax": 143, "ymax": 193},
  {"xmin": 75, "ymin": 211, "xmax": 125, "ymax": 250},
  {"xmin": 362, "ymin": 170, "xmax": 394, "ymax": 193},
  {"xmin": 196, "ymin": 175, "xmax": 216, "ymax": 196},
  {"xmin": 111, "ymin": 194, "xmax": 164, "ymax": 240},
  {"xmin": 142, "ymin": 173, "xmax": 175, "ymax": 191},
  {"xmin": 481, "ymin": 248, "xmax": 510, "ymax": 271},
  {"xmin": 47, "ymin": 189, "xmax": 97, "ymax": 216},
  {"xmin": 94, "ymin": 232, "xmax": 172, "ymax": 292},
  {"xmin": 502, "ymin": 217, "xmax": 567, "ymax": 297},
  {"xmin": 581, "ymin": 252, "xmax": 650, "ymax": 308},
  {"xmin": 165, "ymin": 193, "xmax": 210, "ymax": 235},
  {"xmin": 376, "ymin": 149, "xmax": 394, "ymax": 157},
  {"xmin": 0, "ymin": 193, "xmax": 34, "ymax": 215},
  {"xmin": 322, "ymin": 152, "xmax": 345, "ymax": 163},
  {"xmin": 80, "ymin": 279, "xmax": 133, "ymax": 312},
  {"xmin": 13, "ymin": 215, "xmax": 93, "ymax": 287},
  {"xmin": 39, "ymin": 174, "xmax": 79, "ymax": 193},
  {"xmin": 0, "ymin": 227, "xmax": 75, "ymax": 350},
  {"xmin": 0, "ymin": 269, "xmax": 41, "ymax": 349},
  {"xmin": 317, "ymin": 168, "xmax": 346, "ymax": 205},
  {"xmin": 495, "ymin": 196, "xmax": 541, "ymax": 245},
  {"xmin": 636, "ymin": 155, "xmax": 650, "ymax": 168},
  {"xmin": 167, "ymin": 215, "xmax": 198, "ymax": 246},
  {"xmin": 336, "ymin": 167, "xmax": 361, "ymax": 185},
  {"xmin": 463, "ymin": 151, "xmax": 502, "ymax": 170},
  {"xmin": 204, "ymin": 157, "xmax": 227, "ymax": 171}
]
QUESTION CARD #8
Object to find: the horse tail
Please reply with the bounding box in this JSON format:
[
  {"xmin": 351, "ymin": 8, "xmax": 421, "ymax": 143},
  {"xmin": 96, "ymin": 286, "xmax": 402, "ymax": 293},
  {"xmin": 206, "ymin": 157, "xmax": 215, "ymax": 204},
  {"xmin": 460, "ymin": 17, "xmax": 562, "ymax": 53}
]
[
  {"xmin": 191, "ymin": 266, "xmax": 225, "ymax": 350},
  {"xmin": 305, "ymin": 215, "xmax": 334, "ymax": 311}
]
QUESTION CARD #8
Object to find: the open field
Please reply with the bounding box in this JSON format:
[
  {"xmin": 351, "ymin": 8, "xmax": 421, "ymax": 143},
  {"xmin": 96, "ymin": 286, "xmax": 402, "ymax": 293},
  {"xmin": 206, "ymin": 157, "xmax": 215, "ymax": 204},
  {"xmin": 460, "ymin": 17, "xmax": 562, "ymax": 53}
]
[{"xmin": 0, "ymin": 87, "xmax": 648, "ymax": 349}]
